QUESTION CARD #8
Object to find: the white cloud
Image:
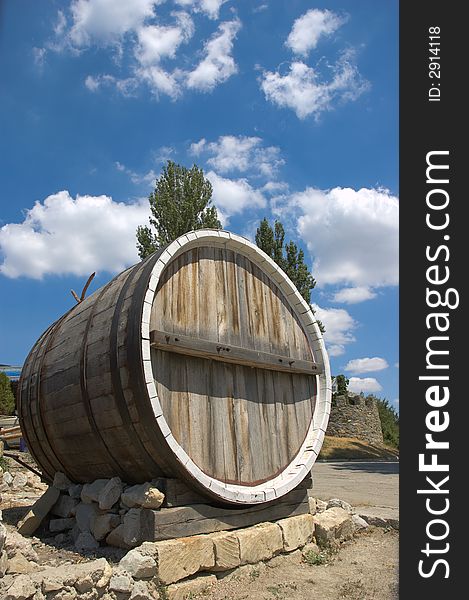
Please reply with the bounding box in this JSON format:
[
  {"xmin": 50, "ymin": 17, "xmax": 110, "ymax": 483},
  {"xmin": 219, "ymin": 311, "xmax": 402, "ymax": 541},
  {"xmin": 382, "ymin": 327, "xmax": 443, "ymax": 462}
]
[
  {"xmin": 137, "ymin": 64, "xmax": 182, "ymax": 99},
  {"xmin": 55, "ymin": 4, "xmax": 240, "ymax": 99},
  {"xmin": 348, "ymin": 377, "xmax": 382, "ymax": 394},
  {"xmin": 190, "ymin": 138, "xmax": 207, "ymax": 155},
  {"xmin": 186, "ymin": 18, "xmax": 241, "ymax": 91},
  {"xmin": 0, "ymin": 191, "xmax": 150, "ymax": 279},
  {"xmin": 135, "ymin": 12, "xmax": 194, "ymax": 65},
  {"xmin": 115, "ymin": 161, "xmax": 157, "ymax": 186},
  {"xmin": 345, "ymin": 357, "xmax": 389, "ymax": 375},
  {"xmin": 332, "ymin": 286, "xmax": 377, "ymax": 304},
  {"xmin": 152, "ymin": 145, "xmax": 175, "ymax": 163},
  {"xmin": 286, "ymin": 9, "xmax": 346, "ymax": 57},
  {"xmin": 85, "ymin": 74, "xmax": 103, "ymax": 91},
  {"xmin": 69, "ymin": 0, "xmax": 157, "ymax": 46},
  {"xmin": 328, "ymin": 345, "xmax": 346, "ymax": 357},
  {"xmin": 175, "ymin": 0, "xmax": 227, "ymax": 20},
  {"xmin": 84, "ymin": 74, "xmax": 138, "ymax": 96},
  {"xmin": 293, "ymin": 186, "xmax": 399, "ymax": 288},
  {"xmin": 262, "ymin": 181, "xmax": 289, "ymax": 194},
  {"xmin": 206, "ymin": 171, "xmax": 266, "ymax": 223},
  {"xmin": 190, "ymin": 135, "xmax": 283, "ymax": 177},
  {"xmin": 33, "ymin": 47, "xmax": 47, "ymax": 69},
  {"xmin": 260, "ymin": 52, "xmax": 368, "ymax": 120},
  {"xmin": 54, "ymin": 10, "xmax": 68, "ymax": 37},
  {"xmin": 312, "ymin": 303, "xmax": 357, "ymax": 356}
]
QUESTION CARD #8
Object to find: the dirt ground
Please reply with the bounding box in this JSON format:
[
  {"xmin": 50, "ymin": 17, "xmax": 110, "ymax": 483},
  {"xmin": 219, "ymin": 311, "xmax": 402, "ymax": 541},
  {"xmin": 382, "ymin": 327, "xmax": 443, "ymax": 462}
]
[{"xmin": 208, "ymin": 528, "xmax": 398, "ymax": 600}]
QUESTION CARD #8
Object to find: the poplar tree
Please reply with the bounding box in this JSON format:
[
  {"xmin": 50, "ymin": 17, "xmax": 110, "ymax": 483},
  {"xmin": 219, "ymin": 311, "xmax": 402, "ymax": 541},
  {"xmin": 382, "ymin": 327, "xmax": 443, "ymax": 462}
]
[
  {"xmin": 255, "ymin": 218, "xmax": 324, "ymax": 332},
  {"xmin": 136, "ymin": 161, "xmax": 221, "ymax": 259}
]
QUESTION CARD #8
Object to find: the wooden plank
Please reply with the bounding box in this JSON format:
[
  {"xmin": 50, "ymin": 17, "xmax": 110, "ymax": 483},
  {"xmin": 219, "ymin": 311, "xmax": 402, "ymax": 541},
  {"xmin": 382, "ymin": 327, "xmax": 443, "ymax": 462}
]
[
  {"xmin": 150, "ymin": 330, "xmax": 321, "ymax": 376},
  {"xmin": 140, "ymin": 488, "xmax": 310, "ymax": 541},
  {"xmin": 0, "ymin": 425, "xmax": 21, "ymax": 435}
]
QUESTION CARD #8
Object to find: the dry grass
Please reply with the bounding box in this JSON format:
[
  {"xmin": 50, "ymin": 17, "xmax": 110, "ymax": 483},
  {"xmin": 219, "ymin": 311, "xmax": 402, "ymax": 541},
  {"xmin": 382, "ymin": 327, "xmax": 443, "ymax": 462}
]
[{"xmin": 318, "ymin": 436, "xmax": 399, "ymax": 461}]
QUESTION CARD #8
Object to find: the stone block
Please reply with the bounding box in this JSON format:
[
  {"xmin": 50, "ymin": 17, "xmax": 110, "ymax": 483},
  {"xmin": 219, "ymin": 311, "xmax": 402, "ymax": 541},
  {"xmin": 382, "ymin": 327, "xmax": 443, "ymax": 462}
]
[
  {"xmin": 308, "ymin": 497, "xmax": 317, "ymax": 515},
  {"xmin": 68, "ymin": 484, "xmax": 83, "ymax": 499},
  {"xmin": 236, "ymin": 523, "xmax": 283, "ymax": 565},
  {"xmin": 3, "ymin": 574, "xmax": 37, "ymax": 600},
  {"xmin": 313, "ymin": 507, "xmax": 354, "ymax": 548},
  {"xmin": 119, "ymin": 548, "xmax": 157, "ymax": 579},
  {"xmin": 75, "ymin": 502, "xmax": 101, "ymax": 533},
  {"xmin": 6, "ymin": 552, "xmax": 41, "ymax": 575},
  {"xmin": 98, "ymin": 477, "xmax": 123, "ymax": 510},
  {"xmin": 166, "ymin": 574, "xmax": 217, "ymax": 600},
  {"xmin": 123, "ymin": 508, "xmax": 143, "ymax": 546},
  {"xmin": 109, "ymin": 573, "xmax": 133, "ymax": 594},
  {"xmin": 49, "ymin": 518, "xmax": 75, "ymax": 533},
  {"xmin": 129, "ymin": 580, "xmax": 153, "ymax": 600},
  {"xmin": 144, "ymin": 535, "xmax": 215, "ymax": 585},
  {"xmin": 210, "ymin": 531, "xmax": 240, "ymax": 571},
  {"xmin": 92, "ymin": 513, "xmax": 121, "ymax": 541},
  {"xmin": 81, "ymin": 479, "xmax": 109, "ymax": 504},
  {"xmin": 315, "ymin": 499, "xmax": 327, "ymax": 513},
  {"xmin": 52, "ymin": 472, "xmax": 72, "ymax": 491},
  {"xmin": 277, "ymin": 514, "xmax": 315, "ymax": 552},
  {"xmin": 121, "ymin": 483, "xmax": 165, "ymax": 509},
  {"xmin": 326, "ymin": 498, "xmax": 353, "ymax": 514},
  {"xmin": 352, "ymin": 514, "xmax": 369, "ymax": 530},
  {"xmin": 51, "ymin": 495, "xmax": 79, "ymax": 518},
  {"xmin": 17, "ymin": 487, "xmax": 60, "ymax": 536},
  {"xmin": 105, "ymin": 524, "xmax": 132, "ymax": 549}
]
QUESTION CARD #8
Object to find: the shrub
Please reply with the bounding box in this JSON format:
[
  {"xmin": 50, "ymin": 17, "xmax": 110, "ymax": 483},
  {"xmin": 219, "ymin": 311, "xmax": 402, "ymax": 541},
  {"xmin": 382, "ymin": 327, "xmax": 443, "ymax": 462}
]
[
  {"xmin": 375, "ymin": 397, "xmax": 399, "ymax": 448},
  {"xmin": 0, "ymin": 372, "xmax": 16, "ymax": 415}
]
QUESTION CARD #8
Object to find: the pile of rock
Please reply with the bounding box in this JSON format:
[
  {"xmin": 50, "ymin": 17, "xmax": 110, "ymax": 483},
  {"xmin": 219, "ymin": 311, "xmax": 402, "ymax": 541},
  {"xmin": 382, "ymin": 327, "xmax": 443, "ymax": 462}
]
[
  {"xmin": 0, "ymin": 485, "xmax": 394, "ymax": 600},
  {"xmin": 0, "ymin": 466, "xmax": 48, "ymax": 507},
  {"xmin": 18, "ymin": 472, "xmax": 165, "ymax": 552}
]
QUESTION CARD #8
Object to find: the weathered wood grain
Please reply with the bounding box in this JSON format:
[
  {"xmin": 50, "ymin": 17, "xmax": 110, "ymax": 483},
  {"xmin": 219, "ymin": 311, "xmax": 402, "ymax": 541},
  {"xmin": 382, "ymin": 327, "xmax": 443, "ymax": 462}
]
[
  {"xmin": 140, "ymin": 489, "xmax": 310, "ymax": 541},
  {"xmin": 150, "ymin": 330, "xmax": 321, "ymax": 375},
  {"xmin": 19, "ymin": 234, "xmax": 322, "ymax": 506}
]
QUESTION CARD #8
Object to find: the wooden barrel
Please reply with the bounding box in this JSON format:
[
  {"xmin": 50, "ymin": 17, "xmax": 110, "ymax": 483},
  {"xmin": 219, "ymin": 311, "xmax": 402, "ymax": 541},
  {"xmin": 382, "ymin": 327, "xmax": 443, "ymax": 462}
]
[{"xmin": 18, "ymin": 230, "xmax": 331, "ymax": 505}]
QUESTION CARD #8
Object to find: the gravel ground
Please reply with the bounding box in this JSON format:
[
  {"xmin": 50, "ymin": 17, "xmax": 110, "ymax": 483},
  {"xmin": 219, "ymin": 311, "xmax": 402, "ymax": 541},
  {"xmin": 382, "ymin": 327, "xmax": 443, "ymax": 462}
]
[{"xmin": 209, "ymin": 528, "xmax": 399, "ymax": 600}]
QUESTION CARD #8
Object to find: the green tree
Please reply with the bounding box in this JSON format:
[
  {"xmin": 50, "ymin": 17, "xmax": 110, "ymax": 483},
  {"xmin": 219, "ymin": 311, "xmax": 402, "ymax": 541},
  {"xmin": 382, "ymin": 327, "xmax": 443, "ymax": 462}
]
[
  {"xmin": 136, "ymin": 161, "xmax": 221, "ymax": 259},
  {"xmin": 0, "ymin": 372, "xmax": 15, "ymax": 415},
  {"xmin": 333, "ymin": 374, "xmax": 349, "ymax": 398},
  {"xmin": 255, "ymin": 218, "xmax": 324, "ymax": 331},
  {"xmin": 374, "ymin": 397, "xmax": 399, "ymax": 448}
]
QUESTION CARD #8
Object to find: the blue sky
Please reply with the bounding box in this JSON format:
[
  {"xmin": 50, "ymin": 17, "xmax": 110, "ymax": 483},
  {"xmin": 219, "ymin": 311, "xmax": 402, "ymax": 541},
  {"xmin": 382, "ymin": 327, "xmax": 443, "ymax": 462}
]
[{"xmin": 0, "ymin": 0, "xmax": 398, "ymax": 408}]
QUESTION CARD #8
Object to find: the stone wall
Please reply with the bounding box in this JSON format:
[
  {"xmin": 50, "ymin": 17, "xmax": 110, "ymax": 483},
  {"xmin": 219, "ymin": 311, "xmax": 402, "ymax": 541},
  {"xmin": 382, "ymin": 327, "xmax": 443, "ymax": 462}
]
[{"xmin": 326, "ymin": 394, "xmax": 384, "ymax": 445}]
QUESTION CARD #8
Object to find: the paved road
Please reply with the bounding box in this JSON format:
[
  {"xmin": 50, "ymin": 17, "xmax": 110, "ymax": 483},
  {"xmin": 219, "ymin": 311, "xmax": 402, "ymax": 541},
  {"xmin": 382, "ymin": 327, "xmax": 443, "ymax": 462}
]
[{"xmin": 311, "ymin": 461, "xmax": 399, "ymax": 512}]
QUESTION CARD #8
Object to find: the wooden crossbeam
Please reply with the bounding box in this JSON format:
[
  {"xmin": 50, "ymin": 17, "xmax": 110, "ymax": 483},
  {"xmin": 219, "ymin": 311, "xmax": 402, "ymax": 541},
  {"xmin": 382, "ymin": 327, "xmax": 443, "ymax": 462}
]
[{"xmin": 150, "ymin": 329, "xmax": 321, "ymax": 376}]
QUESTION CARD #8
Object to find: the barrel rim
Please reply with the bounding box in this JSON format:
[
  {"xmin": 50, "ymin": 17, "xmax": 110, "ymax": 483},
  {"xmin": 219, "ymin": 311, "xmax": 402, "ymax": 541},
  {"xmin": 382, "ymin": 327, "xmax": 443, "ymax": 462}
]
[{"xmin": 142, "ymin": 229, "xmax": 332, "ymax": 505}]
